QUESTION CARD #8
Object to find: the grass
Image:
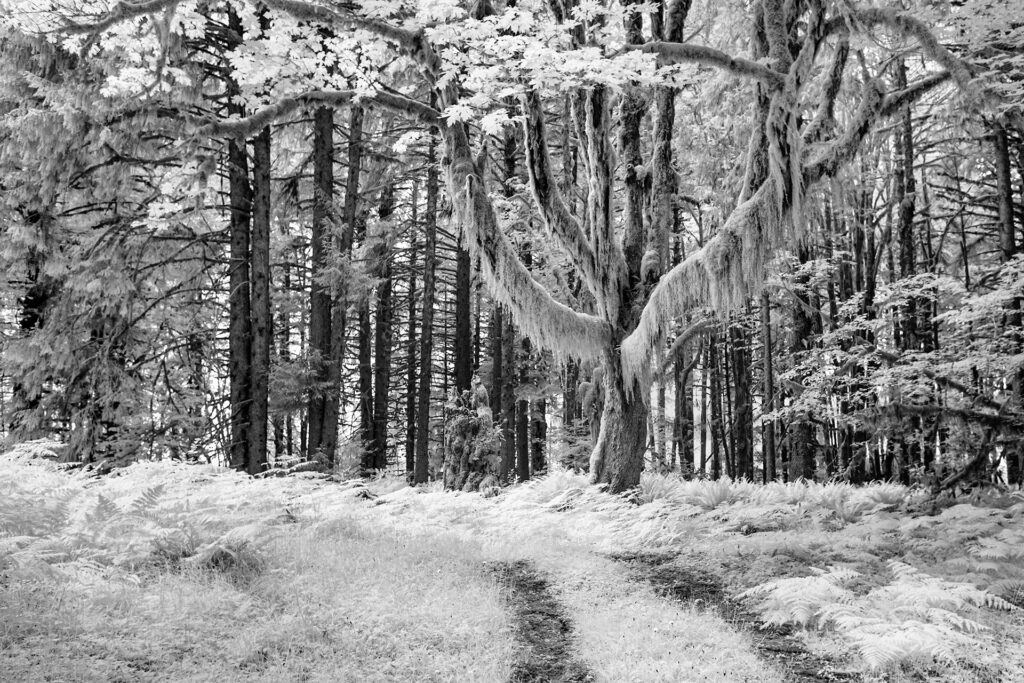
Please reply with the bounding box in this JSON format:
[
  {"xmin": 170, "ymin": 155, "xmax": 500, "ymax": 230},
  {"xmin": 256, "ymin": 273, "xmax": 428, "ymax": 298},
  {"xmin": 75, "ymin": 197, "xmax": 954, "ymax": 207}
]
[{"xmin": 0, "ymin": 443, "xmax": 511, "ymax": 682}]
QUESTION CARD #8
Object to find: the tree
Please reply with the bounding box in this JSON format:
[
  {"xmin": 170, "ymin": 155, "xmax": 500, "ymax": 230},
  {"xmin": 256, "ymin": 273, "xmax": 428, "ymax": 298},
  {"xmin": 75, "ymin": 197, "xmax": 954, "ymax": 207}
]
[{"xmin": 2, "ymin": 0, "xmax": 1012, "ymax": 491}]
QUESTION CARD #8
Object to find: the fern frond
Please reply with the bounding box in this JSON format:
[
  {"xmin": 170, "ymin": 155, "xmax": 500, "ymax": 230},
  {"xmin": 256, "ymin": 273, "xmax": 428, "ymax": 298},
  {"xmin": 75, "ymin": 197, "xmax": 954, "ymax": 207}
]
[
  {"xmin": 130, "ymin": 484, "xmax": 166, "ymax": 515},
  {"xmin": 88, "ymin": 494, "xmax": 121, "ymax": 525}
]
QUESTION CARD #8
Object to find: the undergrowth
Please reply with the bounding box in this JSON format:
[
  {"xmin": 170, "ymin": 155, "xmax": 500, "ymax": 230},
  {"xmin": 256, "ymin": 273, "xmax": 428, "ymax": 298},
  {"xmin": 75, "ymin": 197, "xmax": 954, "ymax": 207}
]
[{"xmin": 0, "ymin": 442, "xmax": 511, "ymax": 681}]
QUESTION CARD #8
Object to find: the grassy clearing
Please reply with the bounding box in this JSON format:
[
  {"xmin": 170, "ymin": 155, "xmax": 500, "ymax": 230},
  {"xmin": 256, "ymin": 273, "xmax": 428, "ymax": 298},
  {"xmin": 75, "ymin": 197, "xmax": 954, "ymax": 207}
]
[
  {"xmin": 4, "ymin": 442, "xmax": 1023, "ymax": 682},
  {"xmin": 0, "ymin": 443, "xmax": 511, "ymax": 682}
]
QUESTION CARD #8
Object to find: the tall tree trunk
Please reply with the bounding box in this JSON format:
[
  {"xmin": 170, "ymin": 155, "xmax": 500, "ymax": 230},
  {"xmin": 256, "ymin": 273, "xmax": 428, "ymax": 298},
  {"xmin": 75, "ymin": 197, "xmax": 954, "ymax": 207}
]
[
  {"xmin": 730, "ymin": 321, "xmax": 753, "ymax": 479},
  {"xmin": 274, "ymin": 255, "xmax": 291, "ymax": 460},
  {"xmin": 323, "ymin": 105, "xmax": 363, "ymax": 465},
  {"xmin": 894, "ymin": 59, "xmax": 917, "ymax": 485},
  {"xmin": 225, "ymin": 9, "xmax": 252, "ymax": 471},
  {"xmin": 415, "ymin": 139, "xmax": 438, "ymax": 485},
  {"xmin": 370, "ymin": 184, "xmax": 395, "ymax": 472},
  {"xmin": 227, "ymin": 136, "xmax": 252, "ymax": 472},
  {"xmin": 500, "ymin": 315, "xmax": 516, "ymax": 482},
  {"xmin": 709, "ymin": 335, "xmax": 723, "ymax": 480},
  {"xmin": 531, "ymin": 399, "xmax": 546, "ymax": 474},
  {"xmin": 306, "ymin": 106, "xmax": 333, "ymax": 460},
  {"xmin": 995, "ymin": 119, "xmax": 1023, "ymax": 486},
  {"xmin": 454, "ymin": 237, "xmax": 473, "ymax": 394},
  {"xmin": 405, "ymin": 182, "xmax": 419, "ymax": 480},
  {"xmin": 358, "ymin": 290, "xmax": 373, "ymax": 469},
  {"xmin": 248, "ymin": 126, "xmax": 272, "ymax": 476},
  {"xmin": 589, "ymin": 349, "xmax": 647, "ymax": 491},
  {"xmin": 789, "ymin": 245, "xmax": 818, "ymax": 481},
  {"xmin": 760, "ymin": 291, "xmax": 777, "ymax": 481},
  {"xmin": 490, "ymin": 306, "xmax": 503, "ymax": 417},
  {"xmin": 516, "ymin": 385, "xmax": 530, "ymax": 482}
]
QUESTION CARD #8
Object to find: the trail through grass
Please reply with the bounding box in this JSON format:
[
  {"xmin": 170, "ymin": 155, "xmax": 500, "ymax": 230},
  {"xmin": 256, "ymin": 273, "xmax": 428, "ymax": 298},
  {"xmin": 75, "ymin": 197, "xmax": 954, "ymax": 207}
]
[{"xmin": 3, "ymin": 442, "xmax": 1024, "ymax": 682}]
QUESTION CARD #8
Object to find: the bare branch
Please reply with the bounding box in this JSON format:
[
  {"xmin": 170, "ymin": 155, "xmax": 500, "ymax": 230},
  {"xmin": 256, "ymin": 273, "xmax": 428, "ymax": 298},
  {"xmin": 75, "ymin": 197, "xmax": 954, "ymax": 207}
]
[{"xmin": 634, "ymin": 42, "xmax": 785, "ymax": 89}]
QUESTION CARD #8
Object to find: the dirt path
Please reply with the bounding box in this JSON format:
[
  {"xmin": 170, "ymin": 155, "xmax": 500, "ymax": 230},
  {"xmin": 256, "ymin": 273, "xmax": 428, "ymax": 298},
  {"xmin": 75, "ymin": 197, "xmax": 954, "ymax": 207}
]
[
  {"xmin": 612, "ymin": 552, "xmax": 860, "ymax": 683},
  {"xmin": 491, "ymin": 560, "xmax": 595, "ymax": 683}
]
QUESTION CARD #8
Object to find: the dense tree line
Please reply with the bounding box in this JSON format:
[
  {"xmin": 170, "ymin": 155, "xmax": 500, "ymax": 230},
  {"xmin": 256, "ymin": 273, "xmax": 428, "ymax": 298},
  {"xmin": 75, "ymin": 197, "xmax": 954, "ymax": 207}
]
[{"xmin": 1, "ymin": 0, "xmax": 1022, "ymax": 491}]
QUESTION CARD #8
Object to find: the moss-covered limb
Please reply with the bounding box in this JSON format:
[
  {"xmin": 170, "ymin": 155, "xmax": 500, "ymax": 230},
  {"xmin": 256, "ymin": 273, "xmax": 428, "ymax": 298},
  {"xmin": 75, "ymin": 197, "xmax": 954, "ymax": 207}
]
[
  {"xmin": 805, "ymin": 72, "xmax": 949, "ymax": 184},
  {"xmin": 582, "ymin": 87, "xmax": 629, "ymax": 325},
  {"xmin": 441, "ymin": 121, "xmax": 611, "ymax": 361},
  {"xmin": 620, "ymin": 179, "xmax": 783, "ymax": 387},
  {"xmin": 633, "ymin": 42, "xmax": 786, "ymax": 90},
  {"xmin": 196, "ymin": 90, "xmax": 439, "ymax": 139},
  {"xmin": 520, "ymin": 90, "xmax": 602, "ymax": 300},
  {"xmin": 836, "ymin": 8, "xmax": 986, "ymax": 105},
  {"xmin": 802, "ymin": 38, "xmax": 850, "ymax": 145}
]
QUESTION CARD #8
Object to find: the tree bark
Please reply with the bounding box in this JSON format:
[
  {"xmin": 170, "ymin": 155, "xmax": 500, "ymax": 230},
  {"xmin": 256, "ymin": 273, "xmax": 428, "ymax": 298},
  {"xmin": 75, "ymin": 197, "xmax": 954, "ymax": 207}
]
[
  {"xmin": 370, "ymin": 184, "xmax": 395, "ymax": 472},
  {"xmin": 227, "ymin": 136, "xmax": 252, "ymax": 472},
  {"xmin": 415, "ymin": 138, "xmax": 438, "ymax": 485},
  {"xmin": 730, "ymin": 321, "xmax": 753, "ymax": 479},
  {"xmin": 531, "ymin": 399, "xmax": 546, "ymax": 474},
  {"xmin": 306, "ymin": 105, "xmax": 333, "ymax": 460},
  {"xmin": 322, "ymin": 105, "xmax": 363, "ymax": 465},
  {"xmin": 405, "ymin": 181, "xmax": 419, "ymax": 480},
  {"xmin": 225, "ymin": 8, "xmax": 252, "ymax": 472},
  {"xmin": 788, "ymin": 246, "xmax": 818, "ymax": 481},
  {"xmin": 995, "ymin": 119, "xmax": 1023, "ymax": 486},
  {"xmin": 248, "ymin": 125, "xmax": 272, "ymax": 476},
  {"xmin": 760, "ymin": 290, "xmax": 776, "ymax": 481},
  {"xmin": 589, "ymin": 349, "xmax": 647, "ymax": 491},
  {"xmin": 500, "ymin": 314, "xmax": 516, "ymax": 482},
  {"xmin": 454, "ymin": 237, "xmax": 473, "ymax": 394}
]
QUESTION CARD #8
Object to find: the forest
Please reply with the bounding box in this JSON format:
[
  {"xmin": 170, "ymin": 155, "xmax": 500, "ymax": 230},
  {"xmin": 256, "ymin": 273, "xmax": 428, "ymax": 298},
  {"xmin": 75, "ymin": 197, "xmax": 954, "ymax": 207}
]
[{"xmin": 1, "ymin": 0, "xmax": 1023, "ymax": 680}]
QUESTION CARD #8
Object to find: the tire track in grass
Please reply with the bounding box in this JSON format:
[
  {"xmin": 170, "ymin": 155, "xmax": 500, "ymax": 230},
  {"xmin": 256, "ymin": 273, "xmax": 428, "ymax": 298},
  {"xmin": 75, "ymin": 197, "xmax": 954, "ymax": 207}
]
[
  {"xmin": 611, "ymin": 552, "xmax": 860, "ymax": 683},
  {"xmin": 491, "ymin": 560, "xmax": 595, "ymax": 683}
]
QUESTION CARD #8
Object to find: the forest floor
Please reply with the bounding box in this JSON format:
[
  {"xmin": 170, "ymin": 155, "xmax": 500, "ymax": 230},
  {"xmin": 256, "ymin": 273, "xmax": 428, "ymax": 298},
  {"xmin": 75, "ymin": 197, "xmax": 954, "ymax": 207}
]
[{"xmin": 2, "ymin": 441, "xmax": 1024, "ymax": 682}]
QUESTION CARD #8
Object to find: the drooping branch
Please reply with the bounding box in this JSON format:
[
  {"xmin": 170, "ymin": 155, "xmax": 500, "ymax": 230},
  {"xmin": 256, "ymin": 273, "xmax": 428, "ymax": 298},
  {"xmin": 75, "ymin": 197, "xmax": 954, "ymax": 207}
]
[
  {"xmin": 443, "ymin": 121, "xmax": 610, "ymax": 359},
  {"xmin": 621, "ymin": 179, "xmax": 783, "ymax": 386},
  {"xmin": 805, "ymin": 72, "xmax": 949, "ymax": 183},
  {"xmin": 63, "ymin": 0, "xmax": 178, "ymax": 36},
  {"xmin": 520, "ymin": 90, "xmax": 601, "ymax": 298},
  {"xmin": 802, "ymin": 38, "xmax": 850, "ymax": 145},
  {"xmin": 262, "ymin": 0, "xmax": 427, "ymax": 65},
  {"xmin": 633, "ymin": 42, "xmax": 786, "ymax": 90},
  {"xmin": 658, "ymin": 317, "xmax": 713, "ymax": 376},
  {"xmin": 831, "ymin": 8, "xmax": 992, "ymax": 107},
  {"xmin": 196, "ymin": 90, "xmax": 439, "ymax": 138}
]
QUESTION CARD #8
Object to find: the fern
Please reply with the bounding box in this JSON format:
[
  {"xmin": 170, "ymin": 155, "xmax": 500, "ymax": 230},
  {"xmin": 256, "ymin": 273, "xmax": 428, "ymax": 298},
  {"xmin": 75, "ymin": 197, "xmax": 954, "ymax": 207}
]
[
  {"xmin": 738, "ymin": 566, "xmax": 859, "ymax": 627},
  {"xmin": 88, "ymin": 494, "xmax": 121, "ymax": 526},
  {"xmin": 130, "ymin": 484, "xmax": 166, "ymax": 515},
  {"xmin": 742, "ymin": 560, "xmax": 1016, "ymax": 670}
]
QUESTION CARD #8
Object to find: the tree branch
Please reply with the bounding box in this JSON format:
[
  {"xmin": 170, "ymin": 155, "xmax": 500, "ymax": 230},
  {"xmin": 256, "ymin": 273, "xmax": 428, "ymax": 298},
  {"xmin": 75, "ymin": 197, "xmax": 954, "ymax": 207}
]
[
  {"xmin": 520, "ymin": 90, "xmax": 601, "ymax": 298},
  {"xmin": 632, "ymin": 42, "xmax": 785, "ymax": 89},
  {"xmin": 621, "ymin": 178, "xmax": 784, "ymax": 386},
  {"xmin": 443, "ymin": 121, "xmax": 611, "ymax": 359},
  {"xmin": 805, "ymin": 72, "xmax": 949, "ymax": 183},
  {"xmin": 831, "ymin": 8, "xmax": 993, "ymax": 107},
  {"xmin": 196, "ymin": 90, "xmax": 438, "ymax": 138},
  {"xmin": 63, "ymin": 0, "xmax": 177, "ymax": 35}
]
